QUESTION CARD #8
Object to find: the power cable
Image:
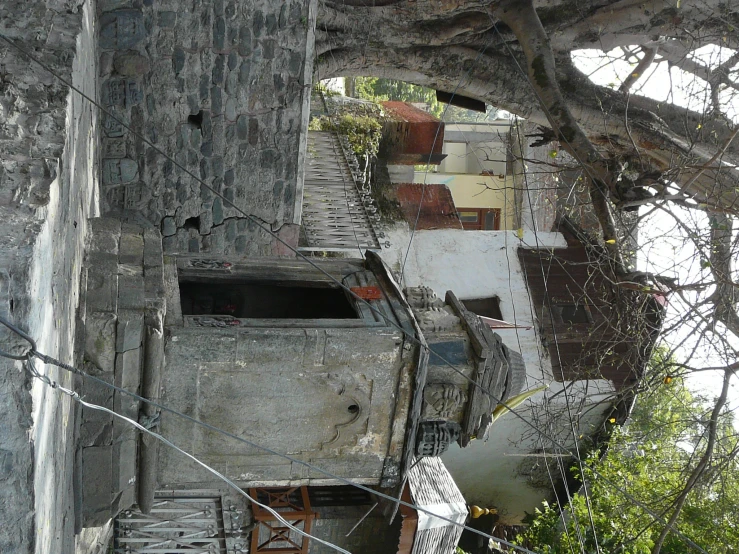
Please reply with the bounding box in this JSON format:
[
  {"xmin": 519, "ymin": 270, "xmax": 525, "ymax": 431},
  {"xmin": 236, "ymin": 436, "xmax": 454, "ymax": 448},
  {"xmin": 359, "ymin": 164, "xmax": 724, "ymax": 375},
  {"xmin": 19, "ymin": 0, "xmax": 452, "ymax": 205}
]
[
  {"xmin": 482, "ymin": 10, "xmax": 707, "ymax": 554},
  {"xmin": 399, "ymin": 41, "xmax": 493, "ymax": 286},
  {"xmin": 0, "ymin": 30, "xmax": 591, "ymax": 474},
  {"xmin": 442, "ymin": 114, "xmax": 589, "ymax": 554},
  {"xmin": 515, "ymin": 122, "xmax": 604, "ymax": 553},
  {"xmin": 0, "ymin": 311, "xmax": 708, "ymax": 554},
  {"xmin": 5, "ymin": 325, "xmax": 542, "ymax": 554},
  {"xmin": 0, "ymin": 31, "xmax": 710, "ymax": 554},
  {"xmin": 23, "ymin": 356, "xmax": 352, "ymax": 554}
]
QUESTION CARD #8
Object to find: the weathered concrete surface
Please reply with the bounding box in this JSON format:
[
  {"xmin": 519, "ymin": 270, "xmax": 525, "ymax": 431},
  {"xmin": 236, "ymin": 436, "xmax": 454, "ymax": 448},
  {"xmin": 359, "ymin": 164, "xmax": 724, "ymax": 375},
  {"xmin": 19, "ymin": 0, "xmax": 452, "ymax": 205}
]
[
  {"xmin": 0, "ymin": 1, "xmax": 98, "ymax": 552},
  {"xmin": 97, "ymin": 0, "xmax": 316, "ymax": 256},
  {"xmin": 158, "ymin": 326, "xmax": 405, "ymax": 488}
]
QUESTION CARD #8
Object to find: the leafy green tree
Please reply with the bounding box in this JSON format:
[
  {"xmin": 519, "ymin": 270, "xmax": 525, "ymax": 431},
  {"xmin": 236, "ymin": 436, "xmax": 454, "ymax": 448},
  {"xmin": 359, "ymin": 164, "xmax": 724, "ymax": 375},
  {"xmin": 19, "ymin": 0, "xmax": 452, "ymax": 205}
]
[{"xmin": 516, "ymin": 357, "xmax": 739, "ymax": 554}]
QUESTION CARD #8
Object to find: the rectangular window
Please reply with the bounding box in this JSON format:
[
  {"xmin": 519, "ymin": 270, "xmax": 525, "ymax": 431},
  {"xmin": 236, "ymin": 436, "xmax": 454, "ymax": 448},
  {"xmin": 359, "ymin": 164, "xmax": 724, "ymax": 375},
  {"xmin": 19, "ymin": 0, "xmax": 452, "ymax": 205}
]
[
  {"xmin": 179, "ymin": 282, "xmax": 359, "ymax": 319},
  {"xmin": 462, "ymin": 296, "xmax": 503, "ymax": 320},
  {"xmin": 555, "ymin": 304, "xmax": 592, "ymax": 324},
  {"xmin": 457, "ymin": 208, "xmax": 501, "ymax": 230}
]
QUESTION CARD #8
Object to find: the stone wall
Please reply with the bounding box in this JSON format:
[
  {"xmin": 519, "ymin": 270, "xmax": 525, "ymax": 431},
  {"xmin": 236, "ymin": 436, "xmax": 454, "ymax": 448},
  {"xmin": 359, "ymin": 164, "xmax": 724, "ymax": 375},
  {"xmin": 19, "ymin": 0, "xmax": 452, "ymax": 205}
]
[
  {"xmin": 77, "ymin": 217, "xmax": 165, "ymax": 527},
  {"xmin": 0, "ymin": 1, "xmax": 98, "ymax": 552},
  {"xmin": 158, "ymin": 325, "xmax": 405, "ymax": 488},
  {"xmin": 97, "ymin": 0, "xmax": 316, "ymax": 256}
]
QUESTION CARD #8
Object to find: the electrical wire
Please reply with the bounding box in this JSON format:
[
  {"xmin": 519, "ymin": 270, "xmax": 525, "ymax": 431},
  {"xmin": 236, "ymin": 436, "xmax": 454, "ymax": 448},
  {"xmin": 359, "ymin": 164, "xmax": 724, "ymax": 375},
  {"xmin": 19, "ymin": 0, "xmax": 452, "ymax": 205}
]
[
  {"xmin": 399, "ymin": 40, "xmax": 493, "ymax": 286},
  {"xmin": 481, "ymin": 11, "xmax": 706, "ymax": 554},
  {"xmin": 0, "ymin": 29, "xmax": 591, "ymax": 474},
  {"xmin": 24, "ymin": 356, "xmax": 352, "ymax": 554},
  {"xmin": 0, "ymin": 309, "xmax": 709, "ymax": 554},
  {"xmin": 431, "ymin": 113, "xmax": 589, "ymax": 554},
  {"xmin": 16, "ymin": 341, "xmax": 541, "ymax": 554},
  {"xmin": 0, "ymin": 30, "xmax": 710, "ymax": 554},
  {"xmin": 515, "ymin": 123, "xmax": 603, "ymax": 553}
]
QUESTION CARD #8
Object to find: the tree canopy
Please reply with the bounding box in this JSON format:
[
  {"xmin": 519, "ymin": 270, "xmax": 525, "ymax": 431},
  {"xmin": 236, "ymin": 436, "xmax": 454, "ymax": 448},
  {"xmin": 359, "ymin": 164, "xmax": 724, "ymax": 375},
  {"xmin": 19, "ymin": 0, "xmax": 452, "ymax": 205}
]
[
  {"xmin": 515, "ymin": 358, "xmax": 739, "ymax": 554},
  {"xmin": 351, "ymin": 77, "xmax": 500, "ymax": 121},
  {"xmin": 315, "ymin": 3, "xmax": 739, "ymax": 554},
  {"xmin": 315, "ymin": 1, "xmax": 739, "ymax": 239}
]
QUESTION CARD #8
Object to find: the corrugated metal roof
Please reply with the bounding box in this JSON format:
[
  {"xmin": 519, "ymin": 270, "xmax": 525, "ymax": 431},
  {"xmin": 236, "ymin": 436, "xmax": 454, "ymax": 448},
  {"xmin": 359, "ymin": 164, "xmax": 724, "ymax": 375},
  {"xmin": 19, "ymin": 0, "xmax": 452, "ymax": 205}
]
[{"xmin": 406, "ymin": 457, "xmax": 467, "ymax": 554}]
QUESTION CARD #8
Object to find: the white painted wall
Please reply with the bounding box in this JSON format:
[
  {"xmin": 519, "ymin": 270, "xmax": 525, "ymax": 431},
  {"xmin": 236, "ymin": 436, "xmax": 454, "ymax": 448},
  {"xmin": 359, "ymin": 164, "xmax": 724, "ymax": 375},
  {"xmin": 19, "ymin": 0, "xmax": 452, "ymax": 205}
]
[{"xmin": 380, "ymin": 228, "xmax": 618, "ymax": 523}]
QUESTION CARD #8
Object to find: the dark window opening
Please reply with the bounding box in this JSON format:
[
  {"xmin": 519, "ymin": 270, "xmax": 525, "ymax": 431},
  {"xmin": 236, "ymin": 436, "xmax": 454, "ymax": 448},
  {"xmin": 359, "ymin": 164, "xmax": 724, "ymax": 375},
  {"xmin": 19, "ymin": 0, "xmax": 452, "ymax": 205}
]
[
  {"xmin": 558, "ymin": 304, "xmax": 591, "ymax": 324},
  {"xmin": 462, "ymin": 296, "xmax": 503, "ymax": 320},
  {"xmin": 179, "ymin": 282, "xmax": 359, "ymax": 319},
  {"xmin": 308, "ymin": 486, "xmax": 372, "ymax": 507}
]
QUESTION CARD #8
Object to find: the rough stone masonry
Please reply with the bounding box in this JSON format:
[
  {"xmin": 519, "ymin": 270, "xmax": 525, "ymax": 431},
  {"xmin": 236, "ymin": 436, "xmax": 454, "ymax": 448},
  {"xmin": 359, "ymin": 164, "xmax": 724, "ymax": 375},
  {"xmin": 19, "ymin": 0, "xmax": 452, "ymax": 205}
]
[
  {"xmin": 97, "ymin": 0, "xmax": 315, "ymax": 256},
  {"xmin": 1, "ymin": 1, "xmax": 97, "ymax": 552},
  {"xmin": 0, "ymin": 0, "xmax": 317, "ymax": 552}
]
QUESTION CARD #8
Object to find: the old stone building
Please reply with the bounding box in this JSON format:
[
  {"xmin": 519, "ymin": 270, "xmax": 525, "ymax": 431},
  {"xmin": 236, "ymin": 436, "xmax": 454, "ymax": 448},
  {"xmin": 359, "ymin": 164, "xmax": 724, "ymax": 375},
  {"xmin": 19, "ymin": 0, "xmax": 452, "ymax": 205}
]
[
  {"xmin": 74, "ymin": 207, "xmax": 527, "ymax": 552},
  {"xmin": 97, "ymin": 0, "xmax": 314, "ymax": 255}
]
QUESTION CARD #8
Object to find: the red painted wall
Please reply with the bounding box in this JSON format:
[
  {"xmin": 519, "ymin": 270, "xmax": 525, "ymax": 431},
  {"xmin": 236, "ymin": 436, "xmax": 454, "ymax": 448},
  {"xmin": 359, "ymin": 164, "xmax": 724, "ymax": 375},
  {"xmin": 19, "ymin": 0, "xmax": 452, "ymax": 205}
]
[{"xmin": 395, "ymin": 183, "xmax": 462, "ymax": 230}]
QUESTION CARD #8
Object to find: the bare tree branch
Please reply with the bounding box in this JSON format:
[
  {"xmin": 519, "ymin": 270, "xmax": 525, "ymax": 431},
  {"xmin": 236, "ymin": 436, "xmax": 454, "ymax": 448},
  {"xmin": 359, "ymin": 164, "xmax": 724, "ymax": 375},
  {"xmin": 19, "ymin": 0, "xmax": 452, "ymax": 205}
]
[{"xmin": 620, "ymin": 46, "xmax": 659, "ymax": 94}]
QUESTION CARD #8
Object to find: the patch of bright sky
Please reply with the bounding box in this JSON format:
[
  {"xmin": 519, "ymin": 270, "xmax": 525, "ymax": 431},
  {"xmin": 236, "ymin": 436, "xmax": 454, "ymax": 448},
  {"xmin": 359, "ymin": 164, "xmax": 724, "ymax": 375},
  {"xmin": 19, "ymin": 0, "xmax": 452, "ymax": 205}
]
[
  {"xmin": 572, "ymin": 46, "xmax": 739, "ymax": 412},
  {"xmin": 572, "ymin": 45, "xmax": 738, "ymax": 119}
]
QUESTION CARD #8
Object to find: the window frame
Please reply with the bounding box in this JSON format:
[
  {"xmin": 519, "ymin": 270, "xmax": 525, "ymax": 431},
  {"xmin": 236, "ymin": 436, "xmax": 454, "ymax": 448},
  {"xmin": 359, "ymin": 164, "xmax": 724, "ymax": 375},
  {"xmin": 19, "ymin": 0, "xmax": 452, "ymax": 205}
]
[{"xmin": 456, "ymin": 207, "xmax": 501, "ymax": 230}]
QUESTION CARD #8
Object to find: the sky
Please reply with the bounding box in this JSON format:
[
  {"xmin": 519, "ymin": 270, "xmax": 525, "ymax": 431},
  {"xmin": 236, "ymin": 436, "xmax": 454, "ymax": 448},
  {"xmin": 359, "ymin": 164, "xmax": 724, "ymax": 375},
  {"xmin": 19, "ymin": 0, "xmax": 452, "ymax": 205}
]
[{"xmin": 573, "ymin": 45, "xmax": 739, "ymax": 413}]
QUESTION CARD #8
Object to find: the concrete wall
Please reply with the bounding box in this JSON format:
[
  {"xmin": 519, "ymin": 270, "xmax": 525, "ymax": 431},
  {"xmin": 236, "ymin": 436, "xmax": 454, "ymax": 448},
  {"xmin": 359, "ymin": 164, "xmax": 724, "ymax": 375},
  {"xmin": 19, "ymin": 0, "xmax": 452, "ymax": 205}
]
[
  {"xmin": 0, "ymin": 1, "xmax": 98, "ymax": 552},
  {"xmin": 380, "ymin": 228, "xmax": 618, "ymax": 522},
  {"xmin": 438, "ymin": 121, "xmax": 509, "ymax": 176},
  {"xmin": 96, "ymin": 0, "xmax": 316, "ymax": 256},
  {"xmin": 158, "ymin": 325, "xmax": 407, "ymax": 488},
  {"xmin": 413, "ymin": 172, "xmax": 516, "ymax": 229}
]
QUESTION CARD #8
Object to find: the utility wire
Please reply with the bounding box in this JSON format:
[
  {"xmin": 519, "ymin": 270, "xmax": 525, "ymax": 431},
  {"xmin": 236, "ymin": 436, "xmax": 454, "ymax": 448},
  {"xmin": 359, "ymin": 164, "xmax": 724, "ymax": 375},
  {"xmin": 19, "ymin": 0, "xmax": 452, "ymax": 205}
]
[
  {"xmin": 0, "ymin": 31, "xmax": 709, "ymax": 554},
  {"xmin": 12, "ymin": 336, "xmax": 541, "ymax": 554},
  {"xmin": 0, "ymin": 30, "xmax": 594, "ymax": 473},
  {"xmin": 515, "ymin": 122, "xmax": 603, "ymax": 553},
  {"xmin": 0, "ymin": 310, "xmax": 708, "ymax": 554},
  {"xmin": 24, "ymin": 357, "xmax": 352, "ymax": 554},
  {"xmin": 433, "ymin": 113, "xmax": 589, "ymax": 554},
  {"xmin": 399, "ymin": 40, "xmax": 493, "ymax": 285},
  {"xmin": 484, "ymin": 11, "xmax": 707, "ymax": 554}
]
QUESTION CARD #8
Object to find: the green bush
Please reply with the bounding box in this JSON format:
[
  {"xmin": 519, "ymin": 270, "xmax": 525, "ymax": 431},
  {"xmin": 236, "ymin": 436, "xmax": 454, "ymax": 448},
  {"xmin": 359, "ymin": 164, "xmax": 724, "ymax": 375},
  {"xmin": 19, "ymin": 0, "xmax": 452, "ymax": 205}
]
[{"xmin": 309, "ymin": 113, "xmax": 383, "ymax": 160}]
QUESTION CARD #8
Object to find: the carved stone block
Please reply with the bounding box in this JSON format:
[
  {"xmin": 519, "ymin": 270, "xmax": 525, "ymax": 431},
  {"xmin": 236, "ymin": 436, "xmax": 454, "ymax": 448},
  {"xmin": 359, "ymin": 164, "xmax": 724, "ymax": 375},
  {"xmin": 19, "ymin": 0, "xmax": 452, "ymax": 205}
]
[
  {"xmin": 404, "ymin": 286, "xmax": 445, "ymax": 309},
  {"xmin": 415, "ymin": 421, "xmax": 461, "ymax": 458},
  {"xmin": 103, "ymin": 158, "xmax": 138, "ymax": 185},
  {"xmin": 124, "ymin": 184, "xmax": 148, "ymax": 210},
  {"xmin": 103, "ymin": 138, "xmax": 126, "ymax": 158},
  {"xmin": 422, "ymin": 383, "xmax": 467, "ymax": 420},
  {"xmin": 418, "ymin": 307, "xmax": 461, "ymax": 333},
  {"xmin": 100, "ymin": 10, "xmax": 146, "ymax": 51},
  {"xmin": 188, "ymin": 259, "xmax": 233, "ymax": 269},
  {"xmin": 102, "ymin": 78, "xmax": 143, "ymax": 108},
  {"xmin": 102, "ymin": 109, "xmax": 128, "ymax": 138}
]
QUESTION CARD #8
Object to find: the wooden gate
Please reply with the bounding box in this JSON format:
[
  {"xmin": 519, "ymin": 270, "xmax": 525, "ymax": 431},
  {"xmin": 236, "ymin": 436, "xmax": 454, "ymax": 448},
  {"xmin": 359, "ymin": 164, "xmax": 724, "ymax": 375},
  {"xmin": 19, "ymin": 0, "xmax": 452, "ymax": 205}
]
[
  {"xmin": 249, "ymin": 487, "xmax": 316, "ymax": 554},
  {"xmin": 301, "ymin": 131, "xmax": 381, "ymax": 251}
]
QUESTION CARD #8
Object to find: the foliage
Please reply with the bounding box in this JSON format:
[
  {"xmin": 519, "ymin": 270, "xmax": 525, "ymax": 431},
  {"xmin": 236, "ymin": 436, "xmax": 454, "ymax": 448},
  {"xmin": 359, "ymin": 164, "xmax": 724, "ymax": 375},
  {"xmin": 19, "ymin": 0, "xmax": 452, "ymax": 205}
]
[
  {"xmin": 515, "ymin": 353, "xmax": 739, "ymax": 554},
  {"xmin": 309, "ymin": 113, "xmax": 383, "ymax": 160},
  {"xmin": 353, "ymin": 77, "xmax": 500, "ymax": 122}
]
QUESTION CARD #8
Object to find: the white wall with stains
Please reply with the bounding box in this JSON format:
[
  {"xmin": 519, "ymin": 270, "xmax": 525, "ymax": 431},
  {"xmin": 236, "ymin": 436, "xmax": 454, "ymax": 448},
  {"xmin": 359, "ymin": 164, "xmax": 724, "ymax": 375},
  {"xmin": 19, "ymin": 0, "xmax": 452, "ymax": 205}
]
[{"xmin": 380, "ymin": 228, "xmax": 617, "ymax": 522}]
